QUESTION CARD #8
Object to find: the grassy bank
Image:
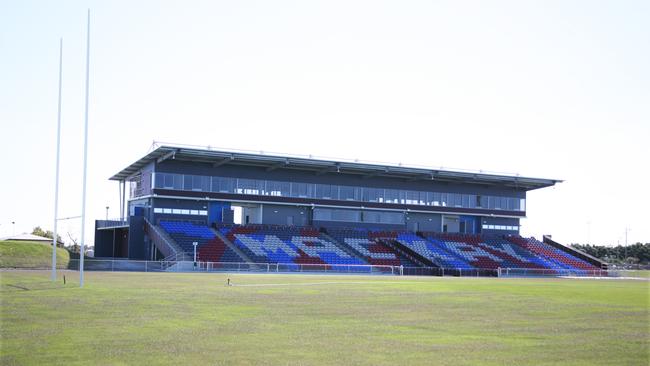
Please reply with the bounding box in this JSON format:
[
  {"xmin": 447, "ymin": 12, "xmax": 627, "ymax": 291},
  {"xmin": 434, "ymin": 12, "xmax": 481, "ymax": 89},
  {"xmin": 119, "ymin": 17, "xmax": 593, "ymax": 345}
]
[{"xmin": 0, "ymin": 241, "xmax": 69, "ymax": 269}]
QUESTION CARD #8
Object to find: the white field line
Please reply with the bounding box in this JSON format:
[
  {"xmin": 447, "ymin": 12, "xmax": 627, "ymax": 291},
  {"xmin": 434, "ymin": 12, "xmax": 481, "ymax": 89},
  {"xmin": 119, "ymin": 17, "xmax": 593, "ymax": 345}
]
[
  {"xmin": 560, "ymin": 276, "xmax": 649, "ymax": 281},
  {"xmin": 230, "ymin": 281, "xmax": 419, "ymax": 287}
]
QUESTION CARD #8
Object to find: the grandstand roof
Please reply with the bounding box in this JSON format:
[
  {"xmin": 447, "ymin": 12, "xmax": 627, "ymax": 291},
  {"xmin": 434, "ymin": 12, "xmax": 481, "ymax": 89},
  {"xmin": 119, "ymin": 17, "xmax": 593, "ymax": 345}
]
[{"xmin": 110, "ymin": 144, "xmax": 561, "ymax": 190}]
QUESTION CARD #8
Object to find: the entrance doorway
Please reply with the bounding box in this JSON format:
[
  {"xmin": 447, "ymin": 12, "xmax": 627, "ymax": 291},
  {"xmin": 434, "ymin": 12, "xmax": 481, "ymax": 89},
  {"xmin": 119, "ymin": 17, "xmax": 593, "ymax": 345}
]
[{"xmin": 442, "ymin": 215, "xmax": 460, "ymax": 233}]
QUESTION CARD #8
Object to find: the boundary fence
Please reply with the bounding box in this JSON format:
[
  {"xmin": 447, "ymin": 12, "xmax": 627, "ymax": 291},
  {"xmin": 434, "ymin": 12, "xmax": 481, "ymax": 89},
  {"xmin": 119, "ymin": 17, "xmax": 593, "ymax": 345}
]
[
  {"xmin": 7, "ymin": 259, "xmax": 647, "ymax": 278},
  {"xmin": 66, "ymin": 259, "xmax": 401, "ymax": 275}
]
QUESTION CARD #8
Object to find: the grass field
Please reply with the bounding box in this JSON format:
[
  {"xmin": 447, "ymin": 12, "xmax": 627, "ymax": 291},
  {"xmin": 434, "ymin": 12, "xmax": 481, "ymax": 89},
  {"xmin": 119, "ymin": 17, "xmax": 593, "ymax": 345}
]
[
  {"xmin": 0, "ymin": 241, "xmax": 69, "ymax": 269},
  {"xmin": 1, "ymin": 271, "xmax": 648, "ymax": 365}
]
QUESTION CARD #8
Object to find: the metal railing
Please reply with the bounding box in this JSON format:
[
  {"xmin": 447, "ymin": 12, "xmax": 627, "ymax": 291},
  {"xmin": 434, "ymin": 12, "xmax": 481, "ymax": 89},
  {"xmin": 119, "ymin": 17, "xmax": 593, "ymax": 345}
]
[
  {"xmin": 496, "ymin": 267, "xmax": 613, "ymax": 277},
  {"xmin": 12, "ymin": 259, "xmax": 646, "ymax": 278},
  {"xmin": 143, "ymin": 218, "xmax": 183, "ymax": 259},
  {"xmin": 65, "ymin": 259, "xmax": 401, "ymax": 275},
  {"xmin": 96, "ymin": 219, "xmax": 128, "ymax": 229}
]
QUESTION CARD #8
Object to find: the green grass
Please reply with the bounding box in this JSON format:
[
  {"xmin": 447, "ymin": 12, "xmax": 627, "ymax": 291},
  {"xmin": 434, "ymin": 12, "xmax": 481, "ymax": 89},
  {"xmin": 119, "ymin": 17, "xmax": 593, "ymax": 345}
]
[
  {"xmin": 0, "ymin": 241, "xmax": 69, "ymax": 269},
  {"xmin": 1, "ymin": 271, "xmax": 648, "ymax": 365},
  {"xmin": 625, "ymin": 270, "xmax": 650, "ymax": 278}
]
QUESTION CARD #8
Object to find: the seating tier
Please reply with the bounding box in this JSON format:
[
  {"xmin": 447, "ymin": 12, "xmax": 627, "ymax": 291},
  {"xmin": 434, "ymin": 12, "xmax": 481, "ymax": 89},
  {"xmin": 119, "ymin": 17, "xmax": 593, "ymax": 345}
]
[
  {"xmin": 159, "ymin": 220, "xmax": 244, "ymax": 263},
  {"xmin": 217, "ymin": 224, "xmax": 365, "ymax": 266}
]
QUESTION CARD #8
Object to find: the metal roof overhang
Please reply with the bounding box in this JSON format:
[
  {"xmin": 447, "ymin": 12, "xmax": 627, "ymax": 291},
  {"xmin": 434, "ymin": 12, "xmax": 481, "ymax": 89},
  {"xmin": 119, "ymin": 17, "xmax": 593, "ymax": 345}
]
[{"xmin": 110, "ymin": 146, "xmax": 562, "ymax": 190}]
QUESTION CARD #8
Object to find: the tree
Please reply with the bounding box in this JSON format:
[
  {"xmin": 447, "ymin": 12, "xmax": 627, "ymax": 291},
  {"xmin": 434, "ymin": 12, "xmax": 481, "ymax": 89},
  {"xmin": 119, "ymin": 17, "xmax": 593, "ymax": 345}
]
[
  {"xmin": 66, "ymin": 231, "xmax": 80, "ymax": 254},
  {"xmin": 31, "ymin": 226, "xmax": 64, "ymax": 247}
]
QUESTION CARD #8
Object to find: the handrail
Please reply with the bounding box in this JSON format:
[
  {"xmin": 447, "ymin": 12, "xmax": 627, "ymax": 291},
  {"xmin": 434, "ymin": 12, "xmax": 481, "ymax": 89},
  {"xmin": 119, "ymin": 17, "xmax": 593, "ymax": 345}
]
[
  {"xmin": 542, "ymin": 235, "xmax": 608, "ymax": 269},
  {"xmin": 144, "ymin": 217, "xmax": 180, "ymax": 259},
  {"xmin": 96, "ymin": 219, "xmax": 128, "ymax": 229}
]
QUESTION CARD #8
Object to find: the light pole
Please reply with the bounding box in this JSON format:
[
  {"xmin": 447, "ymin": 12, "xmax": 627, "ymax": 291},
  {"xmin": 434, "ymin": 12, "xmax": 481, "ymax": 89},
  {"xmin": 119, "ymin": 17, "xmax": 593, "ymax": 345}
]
[
  {"xmin": 193, "ymin": 242, "xmax": 198, "ymax": 270},
  {"xmin": 11, "ymin": 221, "xmax": 15, "ymax": 236},
  {"xmin": 105, "ymin": 206, "xmax": 109, "ymax": 220},
  {"xmin": 624, "ymin": 227, "xmax": 631, "ymax": 262}
]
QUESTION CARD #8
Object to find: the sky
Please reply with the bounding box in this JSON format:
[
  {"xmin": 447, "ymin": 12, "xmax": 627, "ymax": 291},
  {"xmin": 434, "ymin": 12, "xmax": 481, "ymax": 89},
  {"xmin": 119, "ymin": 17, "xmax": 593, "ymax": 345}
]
[{"xmin": 1, "ymin": 0, "xmax": 648, "ymax": 246}]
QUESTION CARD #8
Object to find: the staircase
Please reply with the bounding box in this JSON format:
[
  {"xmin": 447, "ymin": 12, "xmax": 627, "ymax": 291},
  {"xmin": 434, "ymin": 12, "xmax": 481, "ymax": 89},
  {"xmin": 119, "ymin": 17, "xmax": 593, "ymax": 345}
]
[
  {"xmin": 320, "ymin": 231, "xmax": 369, "ymax": 264},
  {"xmin": 211, "ymin": 228, "xmax": 255, "ymax": 264},
  {"xmin": 384, "ymin": 239, "xmax": 435, "ymax": 267},
  {"xmin": 144, "ymin": 218, "xmax": 188, "ymax": 260}
]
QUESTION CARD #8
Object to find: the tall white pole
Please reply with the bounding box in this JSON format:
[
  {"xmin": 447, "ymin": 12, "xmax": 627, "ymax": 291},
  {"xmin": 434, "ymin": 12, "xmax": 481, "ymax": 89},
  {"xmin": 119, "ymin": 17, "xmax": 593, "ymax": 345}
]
[
  {"xmin": 80, "ymin": 9, "xmax": 91, "ymax": 287},
  {"xmin": 52, "ymin": 38, "xmax": 63, "ymax": 281}
]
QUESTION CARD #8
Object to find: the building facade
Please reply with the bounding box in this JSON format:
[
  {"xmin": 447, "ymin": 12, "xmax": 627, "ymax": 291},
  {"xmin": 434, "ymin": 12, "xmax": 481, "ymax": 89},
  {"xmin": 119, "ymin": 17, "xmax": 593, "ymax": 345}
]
[{"xmin": 95, "ymin": 145, "xmax": 560, "ymax": 260}]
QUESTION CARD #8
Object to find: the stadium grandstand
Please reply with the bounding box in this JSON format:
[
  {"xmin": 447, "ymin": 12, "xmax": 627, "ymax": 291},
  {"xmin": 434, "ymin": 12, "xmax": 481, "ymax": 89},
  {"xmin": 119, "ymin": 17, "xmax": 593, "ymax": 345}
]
[{"xmin": 94, "ymin": 144, "xmax": 607, "ymax": 275}]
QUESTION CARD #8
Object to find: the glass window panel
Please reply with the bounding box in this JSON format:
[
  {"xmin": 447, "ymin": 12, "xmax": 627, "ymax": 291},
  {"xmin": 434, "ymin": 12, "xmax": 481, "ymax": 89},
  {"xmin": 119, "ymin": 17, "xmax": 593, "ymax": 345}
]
[
  {"xmin": 293, "ymin": 182, "xmax": 309, "ymax": 197},
  {"xmin": 182, "ymin": 175, "xmax": 191, "ymax": 190},
  {"xmin": 441, "ymin": 193, "xmax": 448, "ymax": 206},
  {"xmin": 210, "ymin": 177, "xmax": 218, "ymax": 192},
  {"xmin": 266, "ymin": 180, "xmax": 286, "ymax": 196},
  {"xmin": 433, "ymin": 192, "xmax": 441, "ymax": 206},
  {"xmin": 172, "ymin": 175, "xmax": 182, "ymax": 190},
  {"xmin": 405, "ymin": 191, "xmax": 418, "ymax": 205},
  {"xmin": 419, "ymin": 191, "xmax": 428, "ymax": 205},
  {"xmin": 238, "ymin": 178, "xmax": 261, "ymax": 195},
  {"xmin": 164, "ymin": 174, "xmax": 175, "ymax": 189},
  {"xmin": 315, "ymin": 184, "xmax": 332, "ymax": 199},
  {"xmin": 339, "ymin": 186, "xmax": 355, "ymax": 200},
  {"xmin": 364, "ymin": 188, "xmax": 381, "ymax": 202},
  {"xmin": 385, "ymin": 189, "xmax": 399, "ymax": 203},
  {"xmin": 511, "ymin": 198, "xmax": 520, "ymax": 211},
  {"xmin": 468, "ymin": 195, "xmax": 476, "ymax": 208},
  {"xmin": 191, "ymin": 176, "xmax": 205, "ymax": 191}
]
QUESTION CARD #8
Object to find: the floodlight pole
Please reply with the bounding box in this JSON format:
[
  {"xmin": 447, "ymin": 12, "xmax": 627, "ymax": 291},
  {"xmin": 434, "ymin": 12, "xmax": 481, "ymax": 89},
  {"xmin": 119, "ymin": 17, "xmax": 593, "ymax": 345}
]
[
  {"xmin": 79, "ymin": 9, "xmax": 91, "ymax": 287},
  {"xmin": 52, "ymin": 38, "xmax": 63, "ymax": 281}
]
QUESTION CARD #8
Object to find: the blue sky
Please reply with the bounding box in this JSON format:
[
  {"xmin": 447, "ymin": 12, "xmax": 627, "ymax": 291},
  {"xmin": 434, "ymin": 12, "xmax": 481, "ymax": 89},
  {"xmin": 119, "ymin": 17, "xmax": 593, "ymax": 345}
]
[{"xmin": 1, "ymin": 0, "xmax": 648, "ymax": 246}]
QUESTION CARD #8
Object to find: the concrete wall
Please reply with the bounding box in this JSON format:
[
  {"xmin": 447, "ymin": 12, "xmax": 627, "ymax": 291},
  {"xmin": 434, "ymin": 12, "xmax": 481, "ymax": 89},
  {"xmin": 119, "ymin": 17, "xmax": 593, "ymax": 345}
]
[
  {"xmin": 313, "ymin": 220, "xmax": 406, "ymax": 231},
  {"xmin": 406, "ymin": 212, "xmax": 442, "ymax": 232},
  {"xmin": 262, "ymin": 204, "xmax": 310, "ymax": 226}
]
